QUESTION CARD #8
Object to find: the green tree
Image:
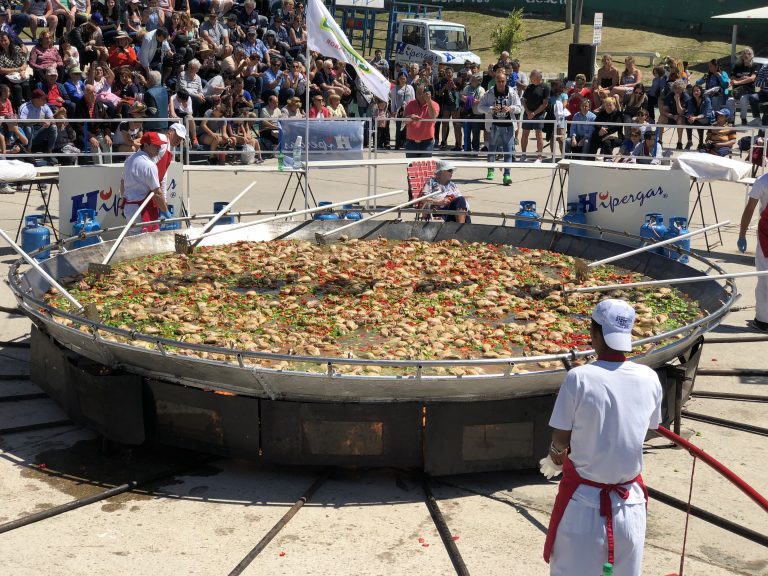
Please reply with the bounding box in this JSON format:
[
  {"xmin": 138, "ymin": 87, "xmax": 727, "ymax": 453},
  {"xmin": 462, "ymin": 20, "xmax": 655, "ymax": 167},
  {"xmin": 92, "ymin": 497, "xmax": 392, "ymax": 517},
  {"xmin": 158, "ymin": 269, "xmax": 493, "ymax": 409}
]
[{"xmin": 490, "ymin": 8, "xmax": 526, "ymax": 56}]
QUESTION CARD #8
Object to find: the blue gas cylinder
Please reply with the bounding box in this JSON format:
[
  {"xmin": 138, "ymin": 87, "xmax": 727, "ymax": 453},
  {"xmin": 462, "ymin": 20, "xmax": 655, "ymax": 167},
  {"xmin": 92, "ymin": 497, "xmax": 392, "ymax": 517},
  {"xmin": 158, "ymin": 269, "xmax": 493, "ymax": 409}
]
[
  {"xmin": 562, "ymin": 202, "xmax": 587, "ymax": 236},
  {"xmin": 213, "ymin": 201, "xmax": 235, "ymax": 225},
  {"xmin": 160, "ymin": 205, "xmax": 181, "ymax": 231},
  {"xmin": 664, "ymin": 216, "xmax": 690, "ymax": 264},
  {"xmin": 342, "ymin": 203, "xmax": 363, "ymax": 221},
  {"xmin": 72, "ymin": 209, "xmax": 101, "ymax": 248},
  {"xmin": 313, "ymin": 201, "xmax": 340, "ymax": 221},
  {"xmin": 21, "ymin": 215, "xmax": 50, "ymax": 261},
  {"xmin": 515, "ymin": 200, "xmax": 541, "ymax": 229},
  {"xmin": 640, "ymin": 213, "xmax": 668, "ymax": 254}
]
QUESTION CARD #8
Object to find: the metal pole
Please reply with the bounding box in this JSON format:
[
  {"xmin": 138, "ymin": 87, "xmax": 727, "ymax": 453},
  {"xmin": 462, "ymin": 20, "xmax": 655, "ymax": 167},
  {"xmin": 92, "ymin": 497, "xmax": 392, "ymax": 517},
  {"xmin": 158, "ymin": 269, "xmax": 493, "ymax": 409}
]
[
  {"xmin": 587, "ymin": 221, "xmax": 729, "ymax": 268},
  {"xmin": 565, "ymin": 0, "xmax": 572, "ymax": 29},
  {"xmin": 0, "ymin": 228, "xmax": 83, "ymax": 311},
  {"xmin": 573, "ymin": 0, "xmax": 584, "ymax": 43},
  {"xmin": 195, "ymin": 189, "xmax": 406, "ymax": 241},
  {"xmin": 565, "ymin": 270, "xmax": 768, "ymax": 295},
  {"xmin": 731, "ymin": 25, "xmax": 738, "ymax": 68},
  {"xmin": 304, "ymin": 10, "xmax": 311, "ymax": 217},
  {"xmin": 99, "ymin": 193, "xmax": 155, "ymax": 267},
  {"xmin": 316, "ymin": 189, "xmax": 444, "ymax": 240},
  {"xmin": 192, "ymin": 182, "xmax": 256, "ymax": 244}
]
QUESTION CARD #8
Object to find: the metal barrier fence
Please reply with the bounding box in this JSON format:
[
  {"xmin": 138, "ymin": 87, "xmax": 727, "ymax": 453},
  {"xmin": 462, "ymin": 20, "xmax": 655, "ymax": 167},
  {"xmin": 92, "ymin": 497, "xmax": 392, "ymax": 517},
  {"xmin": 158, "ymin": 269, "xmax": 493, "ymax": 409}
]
[{"xmin": 2, "ymin": 115, "xmax": 766, "ymax": 173}]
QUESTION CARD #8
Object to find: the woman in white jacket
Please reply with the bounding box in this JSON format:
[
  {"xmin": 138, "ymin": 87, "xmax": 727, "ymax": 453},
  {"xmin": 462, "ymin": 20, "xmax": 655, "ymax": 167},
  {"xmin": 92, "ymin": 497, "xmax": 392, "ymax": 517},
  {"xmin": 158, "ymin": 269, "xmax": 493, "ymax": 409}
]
[
  {"xmin": 477, "ymin": 68, "xmax": 522, "ymax": 186},
  {"xmin": 390, "ymin": 73, "xmax": 415, "ymax": 150}
]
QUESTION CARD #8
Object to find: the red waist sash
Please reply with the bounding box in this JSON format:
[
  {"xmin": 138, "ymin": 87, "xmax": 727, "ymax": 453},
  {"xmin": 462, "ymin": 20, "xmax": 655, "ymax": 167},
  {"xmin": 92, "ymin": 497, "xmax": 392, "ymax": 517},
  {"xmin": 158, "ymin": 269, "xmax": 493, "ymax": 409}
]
[
  {"xmin": 123, "ymin": 194, "xmax": 159, "ymax": 232},
  {"xmin": 758, "ymin": 203, "xmax": 768, "ymax": 257},
  {"xmin": 543, "ymin": 456, "xmax": 647, "ymax": 565}
]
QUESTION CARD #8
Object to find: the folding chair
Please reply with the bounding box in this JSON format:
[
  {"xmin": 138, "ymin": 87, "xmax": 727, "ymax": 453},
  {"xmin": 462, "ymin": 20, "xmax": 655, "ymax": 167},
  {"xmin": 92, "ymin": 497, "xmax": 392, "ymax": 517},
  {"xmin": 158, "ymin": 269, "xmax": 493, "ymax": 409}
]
[{"xmin": 406, "ymin": 159, "xmax": 436, "ymax": 220}]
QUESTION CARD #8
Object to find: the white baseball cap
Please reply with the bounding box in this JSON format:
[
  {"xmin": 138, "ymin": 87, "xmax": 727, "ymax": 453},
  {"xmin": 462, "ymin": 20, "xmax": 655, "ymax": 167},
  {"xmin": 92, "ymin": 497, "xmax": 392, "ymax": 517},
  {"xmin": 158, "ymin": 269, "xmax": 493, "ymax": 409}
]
[
  {"xmin": 169, "ymin": 123, "xmax": 187, "ymax": 139},
  {"xmin": 435, "ymin": 159, "xmax": 456, "ymax": 173},
  {"xmin": 591, "ymin": 298, "xmax": 635, "ymax": 352}
]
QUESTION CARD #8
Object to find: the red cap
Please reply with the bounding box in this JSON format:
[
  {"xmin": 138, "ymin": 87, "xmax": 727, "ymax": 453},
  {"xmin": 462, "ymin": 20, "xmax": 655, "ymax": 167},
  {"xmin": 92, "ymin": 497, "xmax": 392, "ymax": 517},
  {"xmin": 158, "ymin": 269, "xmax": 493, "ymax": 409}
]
[{"xmin": 140, "ymin": 132, "xmax": 165, "ymax": 147}]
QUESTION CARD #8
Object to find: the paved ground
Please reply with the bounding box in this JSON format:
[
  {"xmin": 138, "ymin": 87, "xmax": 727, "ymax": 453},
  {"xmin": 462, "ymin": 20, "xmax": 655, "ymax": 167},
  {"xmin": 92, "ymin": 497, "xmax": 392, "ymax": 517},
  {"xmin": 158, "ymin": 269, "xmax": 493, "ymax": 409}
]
[{"xmin": 0, "ymin": 144, "xmax": 766, "ymax": 575}]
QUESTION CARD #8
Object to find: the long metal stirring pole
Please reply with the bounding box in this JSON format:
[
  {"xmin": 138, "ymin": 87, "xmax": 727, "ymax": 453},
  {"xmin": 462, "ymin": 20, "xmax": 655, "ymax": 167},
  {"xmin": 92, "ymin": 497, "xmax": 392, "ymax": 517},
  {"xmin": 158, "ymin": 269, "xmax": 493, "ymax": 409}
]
[{"xmin": 0, "ymin": 228, "xmax": 83, "ymax": 312}]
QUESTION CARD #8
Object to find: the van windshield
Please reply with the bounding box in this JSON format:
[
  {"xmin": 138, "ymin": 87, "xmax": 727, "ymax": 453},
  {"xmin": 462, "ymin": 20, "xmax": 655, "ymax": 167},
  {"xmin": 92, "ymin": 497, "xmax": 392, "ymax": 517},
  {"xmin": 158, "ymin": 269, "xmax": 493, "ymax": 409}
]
[{"xmin": 427, "ymin": 25, "xmax": 468, "ymax": 52}]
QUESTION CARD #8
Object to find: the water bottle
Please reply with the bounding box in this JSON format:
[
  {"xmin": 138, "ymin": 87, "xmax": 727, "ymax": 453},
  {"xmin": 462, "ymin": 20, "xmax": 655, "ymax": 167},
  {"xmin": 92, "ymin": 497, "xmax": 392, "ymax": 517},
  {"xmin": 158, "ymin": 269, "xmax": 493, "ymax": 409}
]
[
  {"xmin": 640, "ymin": 213, "xmax": 668, "ymax": 255},
  {"xmin": 601, "ymin": 563, "xmax": 613, "ymax": 576},
  {"xmin": 664, "ymin": 216, "xmax": 690, "ymax": 264},
  {"xmin": 277, "ymin": 149, "xmax": 285, "ymax": 171},
  {"xmin": 292, "ymin": 135, "xmax": 304, "ymax": 170}
]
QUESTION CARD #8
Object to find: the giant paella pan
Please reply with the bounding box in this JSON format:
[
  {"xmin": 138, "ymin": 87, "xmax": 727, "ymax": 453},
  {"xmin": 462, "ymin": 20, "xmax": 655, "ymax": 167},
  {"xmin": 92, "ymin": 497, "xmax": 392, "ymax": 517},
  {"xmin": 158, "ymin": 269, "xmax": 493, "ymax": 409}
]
[{"xmin": 8, "ymin": 219, "xmax": 732, "ymax": 472}]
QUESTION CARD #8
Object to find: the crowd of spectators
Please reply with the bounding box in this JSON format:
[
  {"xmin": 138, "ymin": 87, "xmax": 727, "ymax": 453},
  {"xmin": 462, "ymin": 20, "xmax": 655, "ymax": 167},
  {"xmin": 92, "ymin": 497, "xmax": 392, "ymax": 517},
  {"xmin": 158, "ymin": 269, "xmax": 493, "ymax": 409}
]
[{"xmin": 0, "ymin": 0, "xmax": 766, "ymax": 182}]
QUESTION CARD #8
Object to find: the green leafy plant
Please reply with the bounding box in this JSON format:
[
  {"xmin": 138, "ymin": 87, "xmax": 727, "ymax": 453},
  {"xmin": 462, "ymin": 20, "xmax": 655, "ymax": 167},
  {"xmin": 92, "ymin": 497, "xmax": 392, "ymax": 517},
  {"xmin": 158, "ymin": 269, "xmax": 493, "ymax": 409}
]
[{"xmin": 490, "ymin": 8, "xmax": 526, "ymax": 56}]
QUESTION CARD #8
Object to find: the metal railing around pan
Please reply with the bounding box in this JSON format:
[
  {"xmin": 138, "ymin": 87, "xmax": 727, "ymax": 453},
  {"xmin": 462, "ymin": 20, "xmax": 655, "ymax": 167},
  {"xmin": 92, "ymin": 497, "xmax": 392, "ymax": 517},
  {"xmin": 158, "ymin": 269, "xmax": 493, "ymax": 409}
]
[{"xmin": 2, "ymin": 116, "xmax": 765, "ymax": 173}]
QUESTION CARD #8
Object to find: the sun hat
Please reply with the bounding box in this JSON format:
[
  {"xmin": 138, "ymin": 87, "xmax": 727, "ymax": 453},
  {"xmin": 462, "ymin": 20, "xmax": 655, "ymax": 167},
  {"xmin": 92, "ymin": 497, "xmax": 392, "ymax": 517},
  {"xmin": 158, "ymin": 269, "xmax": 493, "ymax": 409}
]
[
  {"xmin": 45, "ymin": 67, "xmax": 58, "ymax": 76},
  {"xmin": 169, "ymin": 122, "xmax": 187, "ymax": 139},
  {"xmin": 435, "ymin": 159, "xmax": 456, "ymax": 173},
  {"xmin": 141, "ymin": 132, "xmax": 165, "ymax": 146},
  {"xmin": 114, "ymin": 30, "xmax": 130, "ymax": 40},
  {"xmin": 68, "ymin": 66, "xmax": 83, "ymax": 75},
  {"xmin": 31, "ymin": 88, "xmax": 47, "ymax": 100},
  {"xmin": 592, "ymin": 299, "xmax": 635, "ymax": 352}
]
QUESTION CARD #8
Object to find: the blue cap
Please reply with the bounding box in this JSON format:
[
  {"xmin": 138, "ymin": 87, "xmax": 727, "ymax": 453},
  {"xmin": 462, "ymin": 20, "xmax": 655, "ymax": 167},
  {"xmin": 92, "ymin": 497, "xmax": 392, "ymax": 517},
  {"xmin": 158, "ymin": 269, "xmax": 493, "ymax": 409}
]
[{"xmin": 715, "ymin": 108, "xmax": 731, "ymax": 119}]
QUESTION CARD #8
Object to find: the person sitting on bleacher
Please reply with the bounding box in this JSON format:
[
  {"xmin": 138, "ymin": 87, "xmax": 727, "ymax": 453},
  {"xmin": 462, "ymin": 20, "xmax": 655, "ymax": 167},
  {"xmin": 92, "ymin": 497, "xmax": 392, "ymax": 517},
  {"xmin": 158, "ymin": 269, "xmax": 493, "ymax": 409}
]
[
  {"xmin": 566, "ymin": 97, "xmax": 595, "ymax": 159},
  {"xmin": 588, "ymin": 96, "xmax": 623, "ymax": 159},
  {"xmin": 419, "ymin": 159, "xmax": 470, "ymax": 224},
  {"xmin": 703, "ymin": 108, "xmax": 737, "ymax": 157},
  {"xmin": 19, "ymin": 88, "xmax": 58, "ymax": 164},
  {"xmin": 631, "ymin": 130, "xmax": 663, "ymax": 165}
]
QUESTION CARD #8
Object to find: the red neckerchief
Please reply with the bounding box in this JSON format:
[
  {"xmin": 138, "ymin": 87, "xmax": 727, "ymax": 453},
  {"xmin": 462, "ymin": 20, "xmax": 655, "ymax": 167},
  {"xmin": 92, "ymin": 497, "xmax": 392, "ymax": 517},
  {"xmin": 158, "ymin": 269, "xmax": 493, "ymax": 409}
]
[
  {"xmin": 543, "ymin": 456, "xmax": 647, "ymax": 565},
  {"xmin": 598, "ymin": 353, "xmax": 627, "ymax": 362}
]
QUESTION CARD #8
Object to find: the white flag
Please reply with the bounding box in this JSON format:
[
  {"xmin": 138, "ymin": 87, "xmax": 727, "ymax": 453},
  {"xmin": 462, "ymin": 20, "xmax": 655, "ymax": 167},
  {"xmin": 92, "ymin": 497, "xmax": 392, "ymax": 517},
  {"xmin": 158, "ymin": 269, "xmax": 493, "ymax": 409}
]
[{"xmin": 306, "ymin": 0, "xmax": 390, "ymax": 102}]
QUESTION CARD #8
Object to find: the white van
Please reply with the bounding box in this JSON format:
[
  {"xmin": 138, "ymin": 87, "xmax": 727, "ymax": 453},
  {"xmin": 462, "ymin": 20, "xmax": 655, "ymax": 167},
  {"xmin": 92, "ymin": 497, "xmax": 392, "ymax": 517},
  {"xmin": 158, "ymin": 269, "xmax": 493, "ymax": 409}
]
[{"xmin": 391, "ymin": 18, "xmax": 481, "ymax": 73}]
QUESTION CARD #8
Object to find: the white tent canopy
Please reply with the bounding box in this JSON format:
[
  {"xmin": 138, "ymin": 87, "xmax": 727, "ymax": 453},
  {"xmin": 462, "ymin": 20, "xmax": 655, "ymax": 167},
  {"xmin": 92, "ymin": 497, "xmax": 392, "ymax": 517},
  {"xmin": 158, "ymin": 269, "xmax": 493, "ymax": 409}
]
[
  {"xmin": 712, "ymin": 6, "xmax": 768, "ymax": 65},
  {"xmin": 712, "ymin": 6, "xmax": 768, "ymax": 20}
]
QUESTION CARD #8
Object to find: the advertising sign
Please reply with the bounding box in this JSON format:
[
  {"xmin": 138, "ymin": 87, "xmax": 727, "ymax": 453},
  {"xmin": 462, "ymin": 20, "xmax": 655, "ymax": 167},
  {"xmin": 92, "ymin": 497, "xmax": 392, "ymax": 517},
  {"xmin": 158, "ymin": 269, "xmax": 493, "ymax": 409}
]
[
  {"xmin": 58, "ymin": 163, "xmax": 184, "ymax": 237},
  {"xmin": 592, "ymin": 12, "xmax": 603, "ymax": 45},
  {"xmin": 336, "ymin": 0, "xmax": 384, "ymax": 7},
  {"xmin": 280, "ymin": 120, "xmax": 365, "ymax": 161},
  {"xmin": 567, "ymin": 162, "xmax": 690, "ymax": 246}
]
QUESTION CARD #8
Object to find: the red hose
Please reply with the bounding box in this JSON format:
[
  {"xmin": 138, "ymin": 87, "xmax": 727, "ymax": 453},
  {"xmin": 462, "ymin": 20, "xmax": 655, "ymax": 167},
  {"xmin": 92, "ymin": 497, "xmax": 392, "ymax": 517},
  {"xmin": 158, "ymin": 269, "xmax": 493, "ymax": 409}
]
[{"xmin": 657, "ymin": 426, "xmax": 768, "ymax": 514}]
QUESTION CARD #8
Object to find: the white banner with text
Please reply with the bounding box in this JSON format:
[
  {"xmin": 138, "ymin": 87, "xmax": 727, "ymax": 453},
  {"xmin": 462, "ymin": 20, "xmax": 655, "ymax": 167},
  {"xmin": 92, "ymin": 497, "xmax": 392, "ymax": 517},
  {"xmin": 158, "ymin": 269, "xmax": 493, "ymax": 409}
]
[
  {"xmin": 59, "ymin": 163, "xmax": 184, "ymax": 237},
  {"xmin": 567, "ymin": 162, "xmax": 690, "ymax": 246}
]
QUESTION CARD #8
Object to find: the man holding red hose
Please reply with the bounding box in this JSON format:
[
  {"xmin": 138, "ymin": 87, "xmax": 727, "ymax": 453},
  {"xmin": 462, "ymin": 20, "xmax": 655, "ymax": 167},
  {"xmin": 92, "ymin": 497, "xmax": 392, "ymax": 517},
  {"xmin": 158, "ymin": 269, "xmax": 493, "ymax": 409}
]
[{"xmin": 543, "ymin": 299, "xmax": 663, "ymax": 576}]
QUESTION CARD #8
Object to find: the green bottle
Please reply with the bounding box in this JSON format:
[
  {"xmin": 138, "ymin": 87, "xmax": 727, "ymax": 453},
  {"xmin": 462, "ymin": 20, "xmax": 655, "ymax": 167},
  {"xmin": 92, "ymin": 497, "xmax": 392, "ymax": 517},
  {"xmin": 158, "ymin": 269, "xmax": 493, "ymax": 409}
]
[
  {"xmin": 602, "ymin": 562, "xmax": 613, "ymax": 576},
  {"xmin": 277, "ymin": 150, "xmax": 284, "ymax": 171}
]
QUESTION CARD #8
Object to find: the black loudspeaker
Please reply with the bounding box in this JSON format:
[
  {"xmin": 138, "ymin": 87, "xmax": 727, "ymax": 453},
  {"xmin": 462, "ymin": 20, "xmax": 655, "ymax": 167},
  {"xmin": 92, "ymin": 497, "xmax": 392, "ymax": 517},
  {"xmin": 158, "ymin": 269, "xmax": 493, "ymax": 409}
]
[{"xmin": 568, "ymin": 43, "xmax": 596, "ymax": 82}]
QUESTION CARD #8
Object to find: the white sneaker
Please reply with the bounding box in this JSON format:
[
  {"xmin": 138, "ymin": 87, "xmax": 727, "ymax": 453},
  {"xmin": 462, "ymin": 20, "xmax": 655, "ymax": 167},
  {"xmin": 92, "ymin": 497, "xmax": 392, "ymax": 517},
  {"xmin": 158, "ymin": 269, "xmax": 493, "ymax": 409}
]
[
  {"xmin": 0, "ymin": 183, "xmax": 14, "ymax": 194},
  {"xmin": 534, "ymin": 157, "xmax": 542, "ymax": 164}
]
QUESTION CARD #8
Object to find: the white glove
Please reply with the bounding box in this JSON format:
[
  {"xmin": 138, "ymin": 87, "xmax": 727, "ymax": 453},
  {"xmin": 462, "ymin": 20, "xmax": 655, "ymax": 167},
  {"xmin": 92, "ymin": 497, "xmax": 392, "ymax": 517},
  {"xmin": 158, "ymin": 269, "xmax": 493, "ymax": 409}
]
[{"xmin": 539, "ymin": 455, "xmax": 563, "ymax": 480}]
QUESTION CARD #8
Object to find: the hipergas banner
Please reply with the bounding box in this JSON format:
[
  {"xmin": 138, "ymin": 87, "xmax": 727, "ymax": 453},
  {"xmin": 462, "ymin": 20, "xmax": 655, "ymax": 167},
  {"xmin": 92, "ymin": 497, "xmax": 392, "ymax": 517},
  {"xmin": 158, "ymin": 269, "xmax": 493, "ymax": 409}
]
[
  {"xmin": 280, "ymin": 120, "xmax": 365, "ymax": 162},
  {"xmin": 58, "ymin": 163, "xmax": 184, "ymax": 237},
  {"xmin": 567, "ymin": 162, "xmax": 690, "ymax": 246}
]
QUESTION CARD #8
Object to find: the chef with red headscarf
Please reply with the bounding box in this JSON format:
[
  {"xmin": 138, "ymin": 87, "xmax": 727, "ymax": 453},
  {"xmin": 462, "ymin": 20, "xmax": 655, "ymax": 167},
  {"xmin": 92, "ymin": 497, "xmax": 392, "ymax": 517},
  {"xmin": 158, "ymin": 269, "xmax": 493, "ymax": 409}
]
[
  {"xmin": 738, "ymin": 171, "xmax": 768, "ymax": 332},
  {"xmin": 120, "ymin": 131, "xmax": 168, "ymax": 234},
  {"xmin": 543, "ymin": 299, "xmax": 662, "ymax": 576}
]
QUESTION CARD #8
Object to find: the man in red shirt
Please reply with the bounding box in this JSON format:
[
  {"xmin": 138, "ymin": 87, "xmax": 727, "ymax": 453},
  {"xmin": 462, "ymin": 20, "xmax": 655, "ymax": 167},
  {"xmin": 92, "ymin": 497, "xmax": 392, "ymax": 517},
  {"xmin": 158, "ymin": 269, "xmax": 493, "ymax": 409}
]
[{"xmin": 404, "ymin": 83, "xmax": 439, "ymax": 158}]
